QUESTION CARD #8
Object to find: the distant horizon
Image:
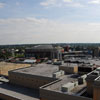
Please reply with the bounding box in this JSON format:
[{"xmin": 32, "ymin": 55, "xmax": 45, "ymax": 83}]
[{"xmin": 1, "ymin": 42, "xmax": 100, "ymax": 46}]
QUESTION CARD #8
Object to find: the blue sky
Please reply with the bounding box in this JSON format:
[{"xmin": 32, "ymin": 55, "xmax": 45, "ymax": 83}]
[
  {"xmin": 1, "ymin": 0, "xmax": 100, "ymax": 22},
  {"xmin": 0, "ymin": 0, "xmax": 100, "ymax": 44}
]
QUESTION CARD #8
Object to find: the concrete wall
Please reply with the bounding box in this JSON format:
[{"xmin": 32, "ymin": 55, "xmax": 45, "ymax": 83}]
[
  {"xmin": 0, "ymin": 93, "xmax": 20, "ymax": 100},
  {"xmin": 40, "ymin": 88, "xmax": 92, "ymax": 100},
  {"xmin": 9, "ymin": 71, "xmax": 56, "ymax": 89}
]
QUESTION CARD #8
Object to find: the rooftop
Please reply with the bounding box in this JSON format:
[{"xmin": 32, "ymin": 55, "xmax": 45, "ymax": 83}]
[
  {"xmin": 40, "ymin": 74, "xmax": 88, "ymax": 98},
  {"xmin": 79, "ymin": 64, "xmax": 95, "ymax": 68},
  {"xmin": 0, "ymin": 82, "xmax": 39, "ymax": 100},
  {"xmin": 41, "ymin": 74, "xmax": 83, "ymax": 93},
  {"xmin": 11, "ymin": 63, "xmax": 59, "ymax": 78},
  {"xmin": 64, "ymin": 58, "xmax": 100, "ymax": 66},
  {"xmin": 60, "ymin": 63, "xmax": 78, "ymax": 67}
]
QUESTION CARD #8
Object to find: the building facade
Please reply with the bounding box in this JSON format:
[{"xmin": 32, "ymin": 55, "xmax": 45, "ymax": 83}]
[{"xmin": 25, "ymin": 45, "xmax": 62, "ymax": 60}]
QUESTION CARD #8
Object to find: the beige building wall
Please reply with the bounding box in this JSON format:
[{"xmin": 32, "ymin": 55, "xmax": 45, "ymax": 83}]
[
  {"xmin": 59, "ymin": 66, "xmax": 78, "ymax": 74},
  {"xmin": 9, "ymin": 72, "xmax": 56, "ymax": 89}
]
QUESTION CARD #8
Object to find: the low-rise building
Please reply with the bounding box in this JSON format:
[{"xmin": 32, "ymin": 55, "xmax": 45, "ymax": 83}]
[
  {"xmin": 78, "ymin": 64, "xmax": 96, "ymax": 75},
  {"xmin": 39, "ymin": 74, "xmax": 91, "ymax": 100},
  {"xmin": 25, "ymin": 45, "xmax": 62, "ymax": 60},
  {"xmin": 1, "ymin": 62, "xmax": 100, "ymax": 100},
  {"xmin": 8, "ymin": 64, "xmax": 59, "ymax": 89},
  {"xmin": 59, "ymin": 63, "xmax": 78, "ymax": 74}
]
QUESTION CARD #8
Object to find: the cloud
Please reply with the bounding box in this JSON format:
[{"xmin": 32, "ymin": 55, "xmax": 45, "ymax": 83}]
[
  {"xmin": 40, "ymin": 0, "xmax": 84, "ymax": 8},
  {"xmin": 66, "ymin": 2, "xmax": 84, "ymax": 7},
  {"xmin": 63, "ymin": 0, "xmax": 72, "ymax": 3},
  {"xmin": 0, "ymin": 3, "xmax": 5, "ymax": 8},
  {"xmin": 88, "ymin": 23, "xmax": 100, "ymax": 26},
  {"xmin": 88, "ymin": 0, "xmax": 100, "ymax": 4},
  {"xmin": 0, "ymin": 17, "xmax": 100, "ymax": 44},
  {"xmin": 63, "ymin": 0, "xmax": 84, "ymax": 7},
  {"xmin": 40, "ymin": 0, "xmax": 57, "ymax": 7}
]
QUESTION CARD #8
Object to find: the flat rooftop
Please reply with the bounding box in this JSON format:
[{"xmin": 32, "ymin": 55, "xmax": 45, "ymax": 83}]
[
  {"xmin": 64, "ymin": 58, "xmax": 100, "ymax": 66},
  {"xmin": 41, "ymin": 74, "xmax": 86, "ymax": 95},
  {"xmin": 0, "ymin": 82, "xmax": 39, "ymax": 100},
  {"xmin": 43, "ymin": 74, "xmax": 79, "ymax": 91},
  {"xmin": 11, "ymin": 63, "xmax": 59, "ymax": 78},
  {"xmin": 78, "ymin": 64, "xmax": 94, "ymax": 68},
  {"xmin": 88, "ymin": 59, "xmax": 100, "ymax": 66},
  {"xmin": 60, "ymin": 63, "xmax": 78, "ymax": 67}
]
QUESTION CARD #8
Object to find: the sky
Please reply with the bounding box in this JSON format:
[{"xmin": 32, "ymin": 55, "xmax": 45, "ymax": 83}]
[{"xmin": 0, "ymin": 0, "xmax": 100, "ymax": 44}]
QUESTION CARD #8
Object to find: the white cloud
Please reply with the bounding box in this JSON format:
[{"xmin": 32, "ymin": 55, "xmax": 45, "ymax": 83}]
[
  {"xmin": 66, "ymin": 2, "xmax": 84, "ymax": 7},
  {"xmin": 0, "ymin": 18, "xmax": 100, "ymax": 44},
  {"xmin": 63, "ymin": 0, "xmax": 84, "ymax": 7},
  {"xmin": 88, "ymin": 23, "xmax": 100, "ymax": 25},
  {"xmin": 40, "ymin": 0, "xmax": 84, "ymax": 8},
  {"xmin": 63, "ymin": 0, "xmax": 72, "ymax": 3},
  {"xmin": 0, "ymin": 3, "xmax": 5, "ymax": 8},
  {"xmin": 40, "ymin": 0, "xmax": 57, "ymax": 6},
  {"xmin": 88, "ymin": 0, "xmax": 100, "ymax": 4}
]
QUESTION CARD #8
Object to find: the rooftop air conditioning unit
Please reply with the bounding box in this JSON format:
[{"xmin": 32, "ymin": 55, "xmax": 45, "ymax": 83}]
[
  {"xmin": 61, "ymin": 82, "xmax": 74, "ymax": 92},
  {"xmin": 53, "ymin": 71, "xmax": 62, "ymax": 78},
  {"xmin": 53, "ymin": 70, "xmax": 64, "ymax": 78},
  {"xmin": 78, "ymin": 74, "xmax": 87, "ymax": 84}
]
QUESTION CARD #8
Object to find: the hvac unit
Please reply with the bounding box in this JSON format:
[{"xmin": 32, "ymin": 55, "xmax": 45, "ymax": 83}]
[
  {"xmin": 53, "ymin": 71, "xmax": 62, "ymax": 78},
  {"xmin": 53, "ymin": 70, "xmax": 64, "ymax": 78},
  {"xmin": 61, "ymin": 82, "xmax": 74, "ymax": 92},
  {"xmin": 60, "ymin": 70, "xmax": 65, "ymax": 76},
  {"xmin": 78, "ymin": 74, "xmax": 87, "ymax": 84}
]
